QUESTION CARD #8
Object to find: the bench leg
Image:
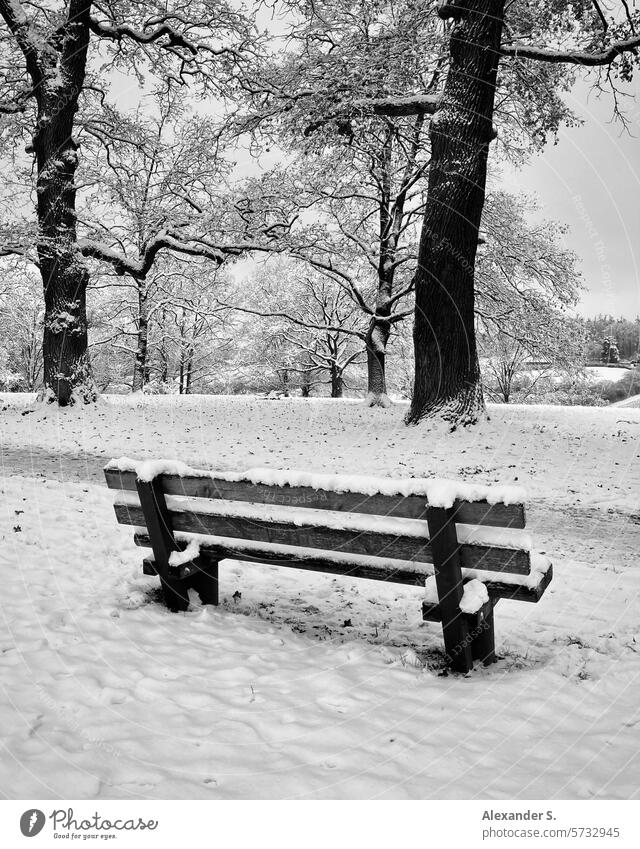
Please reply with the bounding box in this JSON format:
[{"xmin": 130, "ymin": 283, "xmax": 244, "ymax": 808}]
[
  {"xmin": 427, "ymin": 506, "xmax": 474, "ymax": 673},
  {"xmin": 190, "ymin": 559, "xmax": 219, "ymax": 606},
  {"xmin": 160, "ymin": 574, "xmax": 191, "ymax": 612},
  {"xmin": 136, "ymin": 478, "xmax": 191, "ymax": 613},
  {"xmin": 470, "ymin": 599, "xmax": 497, "ymax": 666}
]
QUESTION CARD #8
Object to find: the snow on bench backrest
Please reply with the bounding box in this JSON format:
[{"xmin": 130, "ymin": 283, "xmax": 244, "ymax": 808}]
[{"xmin": 104, "ymin": 457, "xmax": 527, "ymax": 530}]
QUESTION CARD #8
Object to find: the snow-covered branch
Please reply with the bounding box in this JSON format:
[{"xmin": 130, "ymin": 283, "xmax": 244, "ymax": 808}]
[
  {"xmin": 501, "ymin": 34, "xmax": 640, "ymax": 66},
  {"xmin": 78, "ymin": 230, "xmax": 280, "ymax": 280}
]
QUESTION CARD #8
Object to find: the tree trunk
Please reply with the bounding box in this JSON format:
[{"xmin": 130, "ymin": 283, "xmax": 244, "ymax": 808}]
[
  {"xmin": 280, "ymin": 366, "xmax": 290, "ymax": 396},
  {"xmin": 330, "ymin": 365, "xmax": 343, "ymax": 398},
  {"xmin": 33, "ymin": 4, "xmax": 94, "ymax": 406},
  {"xmin": 407, "ymin": 1, "xmax": 505, "ymax": 427},
  {"xmin": 159, "ymin": 349, "xmax": 169, "ymax": 387},
  {"xmin": 158, "ymin": 307, "xmax": 170, "ymax": 388},
  {"xmin": 185, "ymin": 347, "xmax": 194, "ymax": 394},
  {"xmin": 37, "ymin": 117, "xmax": 92, "ymax": 405},
  {"xmin": 366, "ymin": 317, "xmax": 391, "ymax": 407},
  {"xmin": 132, "ymin": 282, "xmax": 150, "ymax": 392},
  {"xmin": 178, "ymin": 350, "xmax": 185, "ymax": 394}
]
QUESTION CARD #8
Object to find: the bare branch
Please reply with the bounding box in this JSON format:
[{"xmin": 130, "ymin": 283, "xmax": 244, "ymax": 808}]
[
  {"xmin": 217, "ymin": 299, "xmax": 367, "ymax": 341},
  {"xmin": 304, "ymin": 94, "xmax": 440, "ymax": 134}
]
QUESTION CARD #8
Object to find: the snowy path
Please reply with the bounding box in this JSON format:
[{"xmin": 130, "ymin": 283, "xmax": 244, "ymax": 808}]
[
  {"xmin": 1, "ymin": 443, "xmax": 637, "ymax": 573},
  {"xmin": 0, "ymin": 446, "xmax": 107, "ymax": 484},
  {"xmin": 1, "ymin": 396, "xmax": 639, "ymax": 800}
]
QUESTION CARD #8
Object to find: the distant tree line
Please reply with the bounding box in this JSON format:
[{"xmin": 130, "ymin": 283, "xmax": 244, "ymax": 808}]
[{"xmin": 583, "ymin": 316, "xmax": 640, "ymax": 363}]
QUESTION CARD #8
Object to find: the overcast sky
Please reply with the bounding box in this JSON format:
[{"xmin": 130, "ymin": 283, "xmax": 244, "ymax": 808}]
[{"xmin": 501, "ymin": 77, "xmax": 640, "ymax": 319}]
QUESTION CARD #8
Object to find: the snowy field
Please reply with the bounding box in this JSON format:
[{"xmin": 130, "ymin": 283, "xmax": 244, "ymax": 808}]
[
  {"xmin": 1, "ymin": 394, "xmax": 639, "ymax": 799},
  {"xmin": 584, "ymin": 366, "xmax": 632, "ymax": 383}
]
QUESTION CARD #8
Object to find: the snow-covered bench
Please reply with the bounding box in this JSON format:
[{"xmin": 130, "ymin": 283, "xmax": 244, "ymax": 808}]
[{"xmin": 104, "ymin": 459, "xmax": 553, "ymax": 673}]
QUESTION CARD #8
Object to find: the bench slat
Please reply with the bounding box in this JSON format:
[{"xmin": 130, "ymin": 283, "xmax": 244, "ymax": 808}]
[
  {"xmin": 140, "ymin": 546, "xmax": 428, "ymax": 585},
  {"xmin": 104, "ymin": 468, "xmax": 525, "ymax": 528},
  {"xmin": 135, "ymin": 534, "xmax": 551, "ymax": 600},
  {"xmin": 115, "ymin": 500, "xmax": 531, "ymax": 574}
]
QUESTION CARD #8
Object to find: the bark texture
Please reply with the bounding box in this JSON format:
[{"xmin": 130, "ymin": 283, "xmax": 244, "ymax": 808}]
[
  {"xmin": 330, "ymin": 362, "xmax": 344, "ymax": 398},
  {"xmin": 407, "ymin": 1, "xmax": 505, "ymax": 426},
  {"xmin": 132, "ymin": 281, "xmax": 150, "ymax": 392},
  {"xmin": 31, "ymin": 3, "xmax": 95, "ymax": 404},
  {"xmin": 365, "ymin": 317, "xmax": 391, "ymax": 406}
]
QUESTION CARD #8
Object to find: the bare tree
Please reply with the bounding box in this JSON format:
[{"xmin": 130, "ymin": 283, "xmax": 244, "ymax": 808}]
[
  {"xmin": 0, "ymin": 0, "xmax": 252, "ymax": 404},
  {"xmin": 222, "ymin": 258, "xmax": 365, "ymax": 397},
  {"xmin": 246, "ymin": 0, "xmax": 639, "ymax": 426},
  {"xmin": 0, "ymin": 265, "xmax": 43, "ymax": 390},
  {"xmin": 402, "ymin": 1, "xmax": 640, "ymax": 425}
]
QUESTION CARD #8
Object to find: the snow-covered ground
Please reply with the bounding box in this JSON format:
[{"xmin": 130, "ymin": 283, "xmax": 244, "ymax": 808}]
[
  {"xmin": 613, "ymin": 394, "xmax": 640, "ymax": 408},
  {"xmin": 584, "ymin": 366, "xmax": 632, "ymax": 383},
  {"xmin": 1, "ymin": 394, "xmax": 639, "ymax": 799}
]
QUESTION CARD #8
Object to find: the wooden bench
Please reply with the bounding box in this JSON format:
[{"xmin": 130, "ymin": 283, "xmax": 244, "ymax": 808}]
[{"xmin": 105, "ymin": 459, "xmax": 553, "ymax": 673}]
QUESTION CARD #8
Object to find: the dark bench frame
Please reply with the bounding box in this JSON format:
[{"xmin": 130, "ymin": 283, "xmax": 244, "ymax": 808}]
[{"xmin": 105, "ymin": 463, "xmax": 552, "ymax": 673}]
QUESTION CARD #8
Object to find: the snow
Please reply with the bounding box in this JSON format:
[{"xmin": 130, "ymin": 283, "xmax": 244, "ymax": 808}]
[
  {"xmin": 459, "ymin": 579, "xmax": 490, "ymax": 614},
  {"xmin": 585, "ymin": 366, "xmax": 631, "ymax": 383},
  {"xmin": 168, "ymin": 538, "xmax": 201, "ymax": 568},
  {"xmin": 423, "ymin": 573, "xmax": 492, "ymax": 613},
  {"xmin": 365, "ymin": 391, "xmax": 393, "ymax": 408},
  {"xmin": 5, "ymin": 391, "xmax": 635, "ymax": 511},
  {"xmin": 1, "ymin": 394, "xmax": 640, "ymax": 799},
  {"xmin": 464, "ymin": 552, "xmax": 552, "ymax": 588},
  {"xmin": 107, "ymin": 457, "xmax": 206, "ymax": 482},
  {"xmin": 109, "ymin": 458, "xmax": 527, "ymax": 508},
  {"xmin": 424, "ymin": 576, "xmax": 439, "ymax": 604}
]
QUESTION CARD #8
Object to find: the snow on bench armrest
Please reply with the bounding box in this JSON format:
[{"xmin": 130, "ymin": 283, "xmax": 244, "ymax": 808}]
[
  {"xmin": 424, "ymin": 554, "xmax": 552, "ymax": 598},
  {"xmin": 462, "ymin": 553, "xmax": 552, "ymax": 589},
  {"xmin": 168, "ymin": 538, "xmax": 201, "ymax": 568},
  {"xmin": 424, "ymin": 577, "xmax": 490, "ymax": 614},
  {"xmin": 459, "ymin": 579, "xmax": 490, "ymax": 614}
]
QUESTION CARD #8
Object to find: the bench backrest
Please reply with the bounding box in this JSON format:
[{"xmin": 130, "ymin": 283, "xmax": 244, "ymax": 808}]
[{"xmin": 105, "ymin": 463, "xmax": 531, "ymax": 578}]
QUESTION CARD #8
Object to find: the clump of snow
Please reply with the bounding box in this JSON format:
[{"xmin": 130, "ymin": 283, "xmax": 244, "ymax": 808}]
[
  {"xmin": 459, "ymin": 579, "xmax": 490, "ymax": 614},
  {"xmin": 168, "ymin": 539, "xmax": 201, "ymax": 568},
  {"xmin": 106, "ymin": 457, "xmax": 208, "ymax": 482},
  {"xmin": 424, "ymin": 576, "xmax": 439, "ymax": 604},
  {"xmin": 423, "ymin": 577, "xmax": 490, "ymax": 614}
]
